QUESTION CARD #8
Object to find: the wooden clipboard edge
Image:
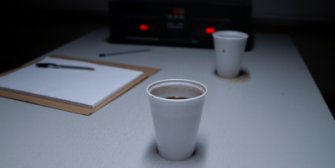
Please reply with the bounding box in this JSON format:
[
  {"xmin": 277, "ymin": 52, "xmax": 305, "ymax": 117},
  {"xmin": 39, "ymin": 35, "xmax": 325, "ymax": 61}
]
[
  {"xmin": 0, "ymin": 89, "xmax": 94, "ymax": 114},
  {"xmin": 0, "ymin": 55, "xmax": 160, "ymax": 115}
]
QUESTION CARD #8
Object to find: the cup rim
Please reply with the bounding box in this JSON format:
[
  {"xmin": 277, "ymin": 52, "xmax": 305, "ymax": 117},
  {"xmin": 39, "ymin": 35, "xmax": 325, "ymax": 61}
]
[
  {"xmin": 212, "ymin": 30, "xmax": 249, "ymax": 40},
  {"xmin": 146, "ymin": 79, "xmax": 207, "ymax": 101}
]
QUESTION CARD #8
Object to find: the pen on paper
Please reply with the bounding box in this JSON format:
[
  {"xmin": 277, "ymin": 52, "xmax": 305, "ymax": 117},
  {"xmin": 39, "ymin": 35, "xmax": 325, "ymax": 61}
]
[
  {"xmin": 36, "ymin": 63, "xmax": 95, "ymax": 71},
  {"xmin": 99, "ymin": 48, "xmax": 151, "ymax": 57}
]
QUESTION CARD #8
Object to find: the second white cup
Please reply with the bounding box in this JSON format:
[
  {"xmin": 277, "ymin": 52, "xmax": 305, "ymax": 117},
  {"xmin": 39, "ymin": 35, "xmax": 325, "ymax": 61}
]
[{"xmin": 212, "ymin": 30, "xmax": 249, "ymax": 78}]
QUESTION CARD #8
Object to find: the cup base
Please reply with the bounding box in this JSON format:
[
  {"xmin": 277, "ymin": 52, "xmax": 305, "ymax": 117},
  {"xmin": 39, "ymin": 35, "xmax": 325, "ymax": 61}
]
[
  {"xmin": 216, "ymin": 69, "xmax": 240, "ymax": 78},
  {"xmin": 158, "ymin": 149, "xmax": 194, "ymax": 161}
]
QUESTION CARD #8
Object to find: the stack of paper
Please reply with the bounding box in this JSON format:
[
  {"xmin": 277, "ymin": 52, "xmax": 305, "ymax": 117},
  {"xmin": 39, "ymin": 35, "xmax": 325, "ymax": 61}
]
[{"xmin": 0, "ymin": 57, "xmax": 144, "ymax": 108}]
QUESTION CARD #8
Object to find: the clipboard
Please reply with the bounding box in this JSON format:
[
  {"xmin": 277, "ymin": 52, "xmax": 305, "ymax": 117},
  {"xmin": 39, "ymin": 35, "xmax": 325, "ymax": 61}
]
[{"xmin": 0, "ymin": 55, "xmax": 160, "ymax": 115}]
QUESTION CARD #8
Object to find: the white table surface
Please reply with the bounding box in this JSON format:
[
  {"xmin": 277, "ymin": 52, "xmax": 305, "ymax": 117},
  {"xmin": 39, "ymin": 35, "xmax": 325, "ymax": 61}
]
[{"xmin": 1, "ymin": 27, "xmax": 335, "ymax": 168}]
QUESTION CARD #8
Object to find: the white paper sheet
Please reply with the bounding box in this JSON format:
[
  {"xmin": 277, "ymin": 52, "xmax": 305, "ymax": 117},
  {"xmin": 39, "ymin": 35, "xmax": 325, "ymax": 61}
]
[{"xmin": 0, "ymin": 57, "xmax": 144, "ymax": 108}]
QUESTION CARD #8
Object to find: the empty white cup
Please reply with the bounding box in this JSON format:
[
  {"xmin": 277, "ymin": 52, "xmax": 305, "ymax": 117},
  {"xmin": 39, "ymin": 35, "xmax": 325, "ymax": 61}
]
[
  {"xmin": 146, "ymin": 79, "xmax": 207, "ymax": 161},
  {"xmin": 212, "ymin": 30, "xmax": 249, "ymax": 78}
]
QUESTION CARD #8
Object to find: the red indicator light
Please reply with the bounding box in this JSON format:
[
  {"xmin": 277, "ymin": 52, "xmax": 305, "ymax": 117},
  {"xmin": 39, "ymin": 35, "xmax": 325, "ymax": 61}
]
[
  {"xmin": 172, "ymin": 8, "xmax": 179, "ymax": 15},
  {"xmin": 206, "ymin": 27, "xmax": 215, "ymax": 34},
  {"xmin": 140, "ymin": 24, "xmax": 149, "ymax": 31}
]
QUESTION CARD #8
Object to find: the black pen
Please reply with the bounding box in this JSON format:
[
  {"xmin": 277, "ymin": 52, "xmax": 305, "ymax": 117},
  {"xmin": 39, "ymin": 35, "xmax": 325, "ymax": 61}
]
[
  {"xmin": 36, "ymin": 63, "xmax": 95, "ymax": 71},
  {"xmin": 99, "ymin": 48, "xmax": 151, "ymax": 57}
]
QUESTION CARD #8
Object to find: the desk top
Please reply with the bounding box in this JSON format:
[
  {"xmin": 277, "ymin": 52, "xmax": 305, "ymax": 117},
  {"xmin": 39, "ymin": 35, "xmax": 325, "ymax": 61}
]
[{"xmin": 1, "ymin": 27, "xmax": 335, "ymax": 168}]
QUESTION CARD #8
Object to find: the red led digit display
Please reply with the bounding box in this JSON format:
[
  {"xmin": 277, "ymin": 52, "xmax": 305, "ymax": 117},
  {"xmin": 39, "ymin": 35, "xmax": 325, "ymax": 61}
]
[
  {"xmin": 140, "ymin": 24, "xmax": 149, "ymax": 31},
  {"xmin": 206, "ymin": 27, "xmax": 215, "ymax": 34},
  {"xmin": 172, "ymin": 8, "xmax": 179, "ymax": 15}
]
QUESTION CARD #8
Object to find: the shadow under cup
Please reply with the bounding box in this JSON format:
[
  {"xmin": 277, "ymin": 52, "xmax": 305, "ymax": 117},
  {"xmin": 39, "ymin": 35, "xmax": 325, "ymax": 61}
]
[{"xmin": 147, "ymin": 79, "xmax": 207, "ymax": 161}]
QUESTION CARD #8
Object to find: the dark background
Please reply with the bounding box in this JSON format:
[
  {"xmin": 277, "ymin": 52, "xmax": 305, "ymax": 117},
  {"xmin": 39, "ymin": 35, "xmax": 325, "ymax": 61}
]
[{"xmin": 2, "ymin": 0, "xmax": 335, "ymax": 118}]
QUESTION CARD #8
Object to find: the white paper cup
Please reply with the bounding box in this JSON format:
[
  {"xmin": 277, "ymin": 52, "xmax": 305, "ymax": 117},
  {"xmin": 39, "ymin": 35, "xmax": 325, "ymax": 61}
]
[
  {"xmin": 146, "ymin": 79, "xmax": 207, "ymax": 161},
  {"xmin": 212, "ymin": 30, "xmax": 249, "ymax": 78}
]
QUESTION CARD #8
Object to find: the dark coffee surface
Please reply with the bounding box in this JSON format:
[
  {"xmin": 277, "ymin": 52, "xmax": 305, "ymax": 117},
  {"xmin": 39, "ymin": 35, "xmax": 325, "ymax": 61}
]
[
  {"xmin": 150, "ymin": 84, "xmax": 203, "ymax": 99},
  {"xmin": 165, "ymin": 96, "xmax": 189, "ymax": 100}
]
